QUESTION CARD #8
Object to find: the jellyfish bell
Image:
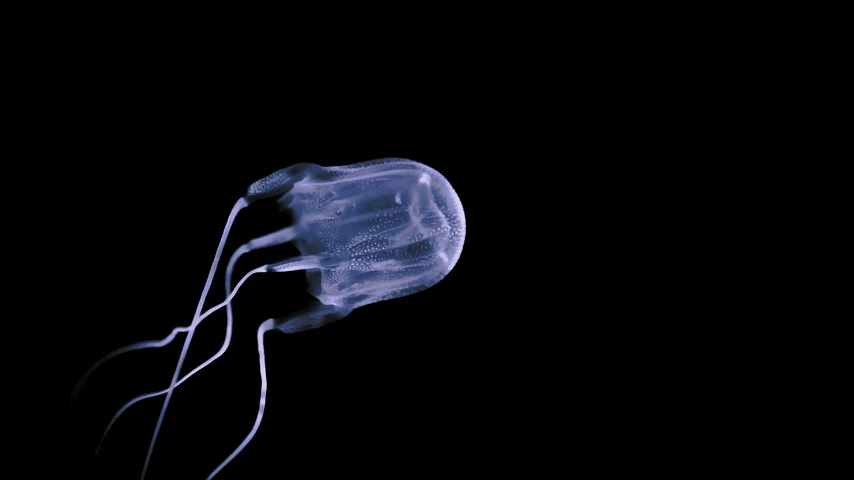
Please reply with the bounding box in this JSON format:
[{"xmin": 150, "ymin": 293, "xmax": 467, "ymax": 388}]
[{"xmin": 254, "ymin": 158, "xmax": 466, "ymax": 332}]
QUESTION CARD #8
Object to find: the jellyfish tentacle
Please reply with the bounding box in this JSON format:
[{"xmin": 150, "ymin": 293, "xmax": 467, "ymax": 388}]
[
  {"xmin": 96, "ymin": 228, "xmax": 301, "ymax": 457},
  {"xmin": 72, "ymin": 225, "xmax": 278, "ymax": 406},
  {"xmin": 207, "ymin": 302, "xmax": 352, "ymax": 479},
  {"xmin": 94, "ymin": 266, "xmax": 261, "ymax": 457},
  {"xmin": 227, "ymin": 226, "xmax": 299, "ymax": 344},
  {"xmin": 248, "ymin": 225, "xmax": 299, "ymax": 250},
  {"xmin": 142, "ymin": 255, "xmax": 306, "ymax": 475},
  {"xmin": 219, "ymin": 226, "xmax": 302, "ymax": 388},
  {"xmin": 96, "ymin": 390, "xmax": 161, "ymax": 457},
  {"xmin": 70, "ymin": 325, "xmax": 191, "ymax": 404},
  {"xmin": 95, "ymin": 275, "xmax": 250, "ymax": 458},
  {"xmin": 140, "ymin": 197, "xmax": 249, "ymax": 480},
  {"xmin": 206, "ymin": 318, "xmax": 276, "ymax": 480},
  {"xmin": 188, "ymin": 226, "xmax": 302, "ymax": 391},
  {"xmin": 139, "ymin": 265, "xmax": 262, "ymax": 476}
]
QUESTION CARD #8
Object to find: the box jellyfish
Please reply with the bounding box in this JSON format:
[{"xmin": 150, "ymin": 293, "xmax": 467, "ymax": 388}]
[{"xmin": 72, "ymin": 158, "xmax": 466, "ymax": 479}]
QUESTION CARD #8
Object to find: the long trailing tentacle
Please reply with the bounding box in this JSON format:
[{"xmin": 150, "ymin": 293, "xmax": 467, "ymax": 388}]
[
  {"xmin": 140, "ymin": 197, "xmax": 248, "ymax": 480},
  {"xmin": 206, "ymin": 303, "xmax": 352, "ymax": 478},
  {"xmin": 95, "ymin": 226, "xmax": 299, "ymax": 457},
  {"xmin": 70, "ymin": 325, "xmax": 191, "ymax": 404},
  {"xmin": 207, "ymin": 319, "xmax": 276, "ymax": 479},
  {"xmin": 93, "ymin": 267, "xmax": 260, "ymax": 457}
]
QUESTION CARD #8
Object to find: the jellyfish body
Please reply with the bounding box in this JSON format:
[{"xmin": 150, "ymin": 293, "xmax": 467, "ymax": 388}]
[
  {"xmin": 74, "ymin": 158, "xmax": 465, "ymax": 479},
  {"xmin": 250, "ymin": 158, "xmax": 466, "ymax": 331}
]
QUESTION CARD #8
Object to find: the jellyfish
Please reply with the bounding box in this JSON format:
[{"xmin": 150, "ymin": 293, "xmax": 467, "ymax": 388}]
[{"xmin": 72, "ymin": 158, "xmax": 466, "ymax": 479}]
